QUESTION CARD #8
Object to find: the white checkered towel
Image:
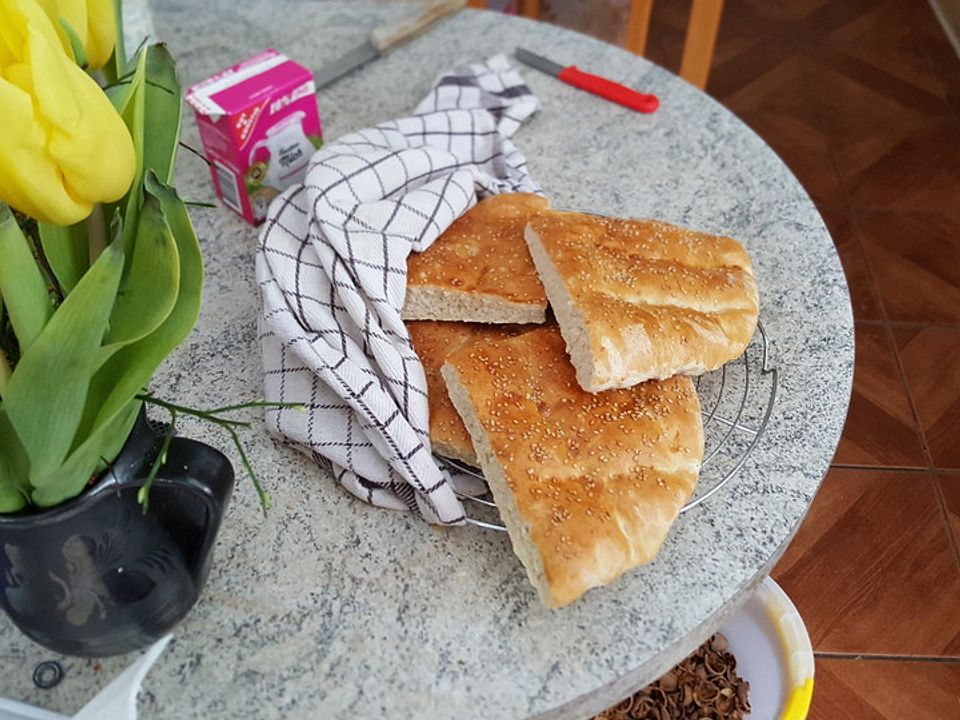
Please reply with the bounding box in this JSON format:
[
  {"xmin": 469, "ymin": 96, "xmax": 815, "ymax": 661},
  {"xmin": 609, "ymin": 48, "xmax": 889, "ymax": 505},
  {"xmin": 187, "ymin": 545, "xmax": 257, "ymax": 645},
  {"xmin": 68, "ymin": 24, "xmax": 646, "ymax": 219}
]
[{"xmin": 256, "ymin": 55, "xmax": 541, "ymax": 524}]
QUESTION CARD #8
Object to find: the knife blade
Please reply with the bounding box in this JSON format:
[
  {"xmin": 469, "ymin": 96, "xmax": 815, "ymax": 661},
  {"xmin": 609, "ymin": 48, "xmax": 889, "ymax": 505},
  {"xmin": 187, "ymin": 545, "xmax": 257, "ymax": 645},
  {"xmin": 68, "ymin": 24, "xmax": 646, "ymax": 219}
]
[
  {"xmin": 515, "ymin": 47, "xmax": 659, "ymax": 114},
  {"xmin": 314, "ymin": 43, "xmax": 380, "ymax": 89},
  {"xmin": 315, "ymin": 0, "xmax": 467, "ymax": 89}
]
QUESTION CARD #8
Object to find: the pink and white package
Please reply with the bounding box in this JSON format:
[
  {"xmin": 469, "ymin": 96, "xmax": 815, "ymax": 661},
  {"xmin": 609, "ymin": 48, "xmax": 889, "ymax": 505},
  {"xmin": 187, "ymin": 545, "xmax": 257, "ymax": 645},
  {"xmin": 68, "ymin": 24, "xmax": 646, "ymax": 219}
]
[{"xmin": 186, "ymin": 50, "xmax": 323, "ymax": 225}]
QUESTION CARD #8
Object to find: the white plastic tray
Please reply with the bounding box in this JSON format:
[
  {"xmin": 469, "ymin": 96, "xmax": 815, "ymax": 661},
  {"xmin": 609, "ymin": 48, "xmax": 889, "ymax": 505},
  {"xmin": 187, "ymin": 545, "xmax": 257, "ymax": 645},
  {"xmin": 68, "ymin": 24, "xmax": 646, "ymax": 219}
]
[{"xmin": 0, "ymin": 636, "xmax": 170, "ymax": 720}]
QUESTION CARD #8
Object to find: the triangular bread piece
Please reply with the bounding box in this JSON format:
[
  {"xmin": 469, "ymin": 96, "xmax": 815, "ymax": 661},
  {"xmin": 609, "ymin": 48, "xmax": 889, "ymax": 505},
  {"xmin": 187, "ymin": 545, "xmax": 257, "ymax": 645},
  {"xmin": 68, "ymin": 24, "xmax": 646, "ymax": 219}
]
[
  {"xmin": 403, "ymin": 193, "xmax": 550, "ymax": 324},
  {"xmin": 408, "ymin": 320, "xmax": 530, "ymax": 466},
  {"xmin": 441, "ymin": 326, "xmax": 704, "ymax": 608},
  {"xmin": 525, "ymin": 211, "xmax": 759, "ymax": 392}
]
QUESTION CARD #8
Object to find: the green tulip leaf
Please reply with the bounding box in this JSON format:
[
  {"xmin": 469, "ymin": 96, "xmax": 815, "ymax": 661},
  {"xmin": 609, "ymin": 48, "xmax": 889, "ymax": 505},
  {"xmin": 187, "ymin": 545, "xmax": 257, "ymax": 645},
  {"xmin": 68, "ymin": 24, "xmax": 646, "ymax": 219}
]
[
  {"xmin": 3, "ymin": 241, "xmax": 124, "ymax": 483},
  {"xmin": 0, "ymin": 481, "xmax": 26, "ymax": 514},
  {"xmin": 38, "ymin": 221, "xmax": 89, "ymax": 295},
  {"xmin": 106, "ymin": 194, "xmax": 180, "ymax": 345},
  {"xmin": 105, "ymin": 58, "xmax": 140, "ymax": 117},
  {"xmin": 58, "ymin": 18, "xmax": 89, "ymax": 69},
  {"xmin": 117, "ymin": 50, "xmax": 148, "ymax": 260},
  {"xmin": 31, "ymin": 398, "xmax": 140, "ymax": 508},
  {"xmin": 143, "ymin": 44, "xmax": 183, "ymax": 186},
  {"xmin": 119, "ymin": 48, "xmax": 147, "ymax": 145},
  {"xmin": 0, "ymin": 340, "xmax": 10, "ymax": 395},
  {"xmin": 0, "ymin": 205, "xmax": 53, "ymax": 352},
  {"xmin": 108, "ymin": 0, "xmax": 127, "ymax": 82},
  {"xmin": 49, "ymin": 175, "xmax": 201, "ymax": 504},
  {"xmin": 89, "ymin": 172, "xmax": 203, "ymax": 434},
  {"xmin": 0, "ymin": 408, "xmax": 29, "ymax": 513}
]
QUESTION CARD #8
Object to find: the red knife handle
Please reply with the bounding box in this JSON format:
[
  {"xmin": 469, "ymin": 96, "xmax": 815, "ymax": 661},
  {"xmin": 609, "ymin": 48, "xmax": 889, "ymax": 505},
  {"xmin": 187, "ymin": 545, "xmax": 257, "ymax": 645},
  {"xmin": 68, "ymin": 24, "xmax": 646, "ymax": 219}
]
[{"xmin": 557, "ymin": 65, "xmax": 659, "ymax": 113}]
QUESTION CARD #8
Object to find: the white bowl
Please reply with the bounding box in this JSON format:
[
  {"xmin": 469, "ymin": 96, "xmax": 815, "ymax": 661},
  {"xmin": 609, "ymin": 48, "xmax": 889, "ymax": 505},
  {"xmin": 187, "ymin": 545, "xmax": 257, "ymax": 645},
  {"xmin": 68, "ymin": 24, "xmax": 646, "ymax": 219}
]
[{"xmin": 719, "ymin": 576, "xmax": 815, "ymax": 720}]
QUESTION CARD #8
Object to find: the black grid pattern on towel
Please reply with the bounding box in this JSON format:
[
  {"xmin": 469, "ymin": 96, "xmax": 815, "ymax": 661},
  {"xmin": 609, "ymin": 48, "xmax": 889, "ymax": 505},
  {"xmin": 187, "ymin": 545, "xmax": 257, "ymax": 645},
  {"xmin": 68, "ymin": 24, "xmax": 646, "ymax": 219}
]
[{"xmin": 256, "ymin": 55, "xmax": 540, "ymax": 524}]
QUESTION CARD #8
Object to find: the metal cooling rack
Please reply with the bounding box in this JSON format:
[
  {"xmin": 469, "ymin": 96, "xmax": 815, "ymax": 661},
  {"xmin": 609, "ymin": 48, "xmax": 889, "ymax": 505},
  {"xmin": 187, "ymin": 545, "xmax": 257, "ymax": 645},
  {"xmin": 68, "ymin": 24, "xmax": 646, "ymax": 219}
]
[{"xmin": 440, "ymin": 322, "xmax": 778, "ymax": 531}]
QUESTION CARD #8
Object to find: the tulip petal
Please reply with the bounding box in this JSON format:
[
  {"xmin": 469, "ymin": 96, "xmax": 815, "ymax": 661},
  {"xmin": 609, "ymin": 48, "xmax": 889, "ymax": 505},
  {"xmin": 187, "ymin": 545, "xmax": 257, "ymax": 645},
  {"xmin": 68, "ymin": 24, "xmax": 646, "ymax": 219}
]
[
  {"xmin": 33, "ymin": 0, "xmax": 115, "ymax": 71},
  {"xmin": 0, "ymin": 0, "xmax": 133, "ymax": 222},
  {"xmin": 0, "ymin": 36, "xmax": 15, "ymax": 68},
  {"xmin": 0, "ymin": 5, "xmax": 25, "ymax": 63},
  {"xmin": 45, "ymin": 70, "xmax": 136, "ymax": 204},
  {"xmin": 0, "ymin": 77, "xmax": 89, "ymax": 224},
  {"xmin": 84, "ymin": 0, "xmax": 115, "ymax": 70}
]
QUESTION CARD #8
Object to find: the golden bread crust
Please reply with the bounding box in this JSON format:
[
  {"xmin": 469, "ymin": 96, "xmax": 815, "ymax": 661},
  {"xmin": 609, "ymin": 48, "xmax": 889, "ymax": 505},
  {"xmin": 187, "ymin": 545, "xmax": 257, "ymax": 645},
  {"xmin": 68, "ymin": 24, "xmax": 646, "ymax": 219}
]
[
  {"xmin": 526, "ymin": 211, "xmax": 759, "ymax": 391},
  {"xmin": 404, "ymin": 193, "xmax": 550, "ymax": 321},
  {"xmin": 442, "ymin": 327, "xmax": 703, "ymax": 608},
  {"xmin": 408, "ymin": 321, "xmax": 529, "ymax": 466}
]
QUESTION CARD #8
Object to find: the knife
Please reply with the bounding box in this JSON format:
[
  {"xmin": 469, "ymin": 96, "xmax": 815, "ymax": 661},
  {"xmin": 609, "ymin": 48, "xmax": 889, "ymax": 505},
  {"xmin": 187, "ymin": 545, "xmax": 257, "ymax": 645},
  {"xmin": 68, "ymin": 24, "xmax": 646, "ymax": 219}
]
[
  {"xmin": 315, "ymin": 0, "xmax": 468, "ymax": 89},
  {"xmin": 515, "ymin": 47, "xmax": 659, "ymax": 113}
]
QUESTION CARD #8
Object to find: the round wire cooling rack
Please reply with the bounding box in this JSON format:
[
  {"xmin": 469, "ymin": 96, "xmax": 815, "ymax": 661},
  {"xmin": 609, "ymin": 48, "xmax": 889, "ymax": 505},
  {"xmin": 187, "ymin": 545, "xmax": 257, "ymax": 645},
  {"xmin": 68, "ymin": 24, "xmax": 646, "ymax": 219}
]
[{"xmin": 438, "ymin": 322, "xmax": 779, "ymax": 531}]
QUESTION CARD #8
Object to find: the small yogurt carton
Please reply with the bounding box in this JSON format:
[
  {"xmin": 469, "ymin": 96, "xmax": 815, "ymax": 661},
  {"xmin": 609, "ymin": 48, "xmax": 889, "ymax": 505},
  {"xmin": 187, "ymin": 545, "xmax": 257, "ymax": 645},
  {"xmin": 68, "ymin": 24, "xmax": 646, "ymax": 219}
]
[{"xmin": 186, "ymin": 50, "xmax": 323, "ymax": 224}]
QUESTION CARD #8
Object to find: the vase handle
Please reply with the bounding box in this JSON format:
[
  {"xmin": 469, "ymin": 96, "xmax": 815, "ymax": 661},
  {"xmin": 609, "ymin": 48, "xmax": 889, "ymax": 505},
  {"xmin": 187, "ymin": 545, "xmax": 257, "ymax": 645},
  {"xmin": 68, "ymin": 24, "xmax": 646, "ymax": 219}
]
[{"xmin": 147, "ymin": 437, "xmax": 234, "ymax": 570}]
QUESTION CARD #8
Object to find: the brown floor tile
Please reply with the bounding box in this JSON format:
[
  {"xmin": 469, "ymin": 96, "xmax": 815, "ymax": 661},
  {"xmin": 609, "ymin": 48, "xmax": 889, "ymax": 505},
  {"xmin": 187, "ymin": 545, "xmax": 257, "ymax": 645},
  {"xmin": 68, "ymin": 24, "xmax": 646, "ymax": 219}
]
[
  {"xmin": 706, "ymin": 0, "xmax": 789, "ymax": 89},
  {"xmin": 923, "ymin": 11, "xmax": 960, "ymax": 114},
  {"xmin": 938, "ymin": 473, "xmax": 960, "ymax": 562},
  {"xmin": 708, "ymin": 26, "xmax": 794, "ymax": 102},
  {"xmin": 833, "ymin": 324, "xmax": 925, "ymax": 467},
  {"xmin": 820, "ymin": 208, "xmax": 883, "ymax": 321},
  {"xmin": 779, "ymin": 0, "xmax": 879, "ymax": 32},
  {"xmin": 857, "ymin": 210, "xmax": 960, "ymax": 324},
  {"xmin": 719, "ymin": 1, "xmax": 960, "ymax": 210},
  {"xmin": 716, "ymin": 53, "xmax": 844, "ymax": 205},
  {"xmin": 801, "ymin": 52, "xmax": 960, "ymax": 210},
  {"xmin": 773, "ymin": 468, "xmax": 960, "ymax": 654},
  {"xmin": 894, "ymin": 326, "xmax": 960, "ymax": 469},
  {"xmin": 710, "ymin": 0, "xmax": 785, "ymax": 62},
  {"xmin": 783, "ymin": 0, "xmax": 957, "ymax": 105},
  {"xmin": 798, "ymin": 51, "xmax": 912, "ymax": 170},
  {"xmin": 842, "ymin": 118, "xmax": 960, "ymax": 210},
  {"xmin": 792, "ymin": 0, "xmax": 960, "ymax": 211},
  {"xmin": 810, "ymin": 657, "xmax": 960, "ymax": 720},
  {"xmin": 813, "ymin": 0, "xmax": 959, "ymax": 103}
]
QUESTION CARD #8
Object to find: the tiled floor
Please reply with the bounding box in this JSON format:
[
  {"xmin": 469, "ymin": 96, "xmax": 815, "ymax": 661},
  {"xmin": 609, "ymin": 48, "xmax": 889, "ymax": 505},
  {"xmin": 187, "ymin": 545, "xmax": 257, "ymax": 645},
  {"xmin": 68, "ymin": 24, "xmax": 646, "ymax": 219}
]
[{"xmin": 538, "ymin": 0, "xmax": 960, "ymax": 716}]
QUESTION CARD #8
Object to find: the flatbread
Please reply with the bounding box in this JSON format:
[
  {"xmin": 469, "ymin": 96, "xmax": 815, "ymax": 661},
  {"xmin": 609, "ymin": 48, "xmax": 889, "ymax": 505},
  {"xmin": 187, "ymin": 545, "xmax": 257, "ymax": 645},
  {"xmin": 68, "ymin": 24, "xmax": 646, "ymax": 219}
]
[
  {"xmin": 403, "ymin": 193, "xmax": 550, "ymax": 323},
  {"xmin": 525, "ymin": 211, "xmax": 759, "ymax": 391},
  {"xmin": 408, "ymin": 320, "xmax": 530, "ymax": 465},
  {"xmin": 442, "ymin": 326, "xmax": 704, "ymax": 608}
]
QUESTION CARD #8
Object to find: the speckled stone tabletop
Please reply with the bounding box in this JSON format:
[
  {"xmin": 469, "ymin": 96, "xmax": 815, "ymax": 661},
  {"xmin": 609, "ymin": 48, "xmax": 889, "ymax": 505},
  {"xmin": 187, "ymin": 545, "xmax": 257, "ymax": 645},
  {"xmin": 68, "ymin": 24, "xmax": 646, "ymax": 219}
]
[{"xmin": 0, "ymin": 3, "xmax": 853, "ymax": 719}]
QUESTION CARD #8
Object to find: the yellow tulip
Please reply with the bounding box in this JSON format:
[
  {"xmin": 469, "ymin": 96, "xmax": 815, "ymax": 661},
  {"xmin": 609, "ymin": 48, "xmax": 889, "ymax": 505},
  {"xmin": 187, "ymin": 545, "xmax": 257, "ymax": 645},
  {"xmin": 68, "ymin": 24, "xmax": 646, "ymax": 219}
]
[
  {"xmin": 0, "ymin": 0, "xmax": 135, "ymax": 225},
  {"xmin": 34, "ymin": 0, "xmax": 116, "ymax": 70}
]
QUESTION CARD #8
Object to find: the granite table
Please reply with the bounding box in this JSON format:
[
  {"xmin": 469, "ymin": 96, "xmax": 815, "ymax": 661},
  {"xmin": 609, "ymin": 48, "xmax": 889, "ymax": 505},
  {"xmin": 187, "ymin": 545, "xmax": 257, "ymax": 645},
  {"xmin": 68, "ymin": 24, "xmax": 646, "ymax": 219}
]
[{"xmin": 0, "ymin": 3, "xmax": 854, "ymax": 718}]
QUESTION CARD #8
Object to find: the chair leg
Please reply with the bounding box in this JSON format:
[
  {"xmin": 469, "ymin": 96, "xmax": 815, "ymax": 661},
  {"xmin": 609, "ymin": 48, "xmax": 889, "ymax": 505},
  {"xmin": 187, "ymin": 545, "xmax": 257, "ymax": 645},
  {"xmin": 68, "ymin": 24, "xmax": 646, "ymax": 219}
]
[
  {"xmin": 625, "ymin": 0, "xmax": 654, "ymax": 57},
  {"xmin": 519, "ymin": 0, "xmax": 540, "ymax": 19},
  {"xmin": 679, "ymin": 0, "xmax": 724, "ymax": 89}
]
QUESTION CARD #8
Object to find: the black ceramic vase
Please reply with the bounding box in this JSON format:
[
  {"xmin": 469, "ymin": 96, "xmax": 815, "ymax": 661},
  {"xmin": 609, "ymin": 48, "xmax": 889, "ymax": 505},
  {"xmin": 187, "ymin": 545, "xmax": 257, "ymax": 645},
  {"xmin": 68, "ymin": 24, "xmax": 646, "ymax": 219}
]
[{"xmin": 0, "ymin": 412, "xmax": 233, "ymax": 657}]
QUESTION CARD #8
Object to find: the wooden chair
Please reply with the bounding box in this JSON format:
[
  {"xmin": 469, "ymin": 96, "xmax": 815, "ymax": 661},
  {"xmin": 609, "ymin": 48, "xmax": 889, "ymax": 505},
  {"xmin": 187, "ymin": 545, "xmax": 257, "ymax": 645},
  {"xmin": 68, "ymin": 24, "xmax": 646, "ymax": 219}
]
[
  {"xmin": 467, "ymin": 0, "xmax": 723, "ymax": 89},
  {"xmin": 625, "ymin": 0, "xmax": 723, "ymax": 89}
]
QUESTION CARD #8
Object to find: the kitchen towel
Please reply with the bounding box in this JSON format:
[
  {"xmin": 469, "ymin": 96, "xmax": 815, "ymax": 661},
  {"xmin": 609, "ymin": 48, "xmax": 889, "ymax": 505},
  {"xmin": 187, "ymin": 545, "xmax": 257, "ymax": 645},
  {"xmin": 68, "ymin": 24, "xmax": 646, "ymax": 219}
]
[{"xmin": 256, "ymin": 54, "xmax": 540, "ymax": 524}]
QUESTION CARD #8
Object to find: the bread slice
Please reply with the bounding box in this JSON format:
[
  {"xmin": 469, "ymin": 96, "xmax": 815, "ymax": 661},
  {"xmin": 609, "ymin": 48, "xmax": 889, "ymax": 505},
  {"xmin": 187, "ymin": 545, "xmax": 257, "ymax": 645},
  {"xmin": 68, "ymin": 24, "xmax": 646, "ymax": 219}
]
[
  {"xmin": 408, "ymin": 321, "xmax": 530, "ymax": 466},
  {"xmin": 403, "ymin": 193, "xmax": 550, "ymax": 324},
  {"xmin": 525, "ymin": 211, "xmax": 760, "ymax": 392},
  {"xmin": 441, "ymin": 326, "xmax": 704, "ymax": 608}
]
